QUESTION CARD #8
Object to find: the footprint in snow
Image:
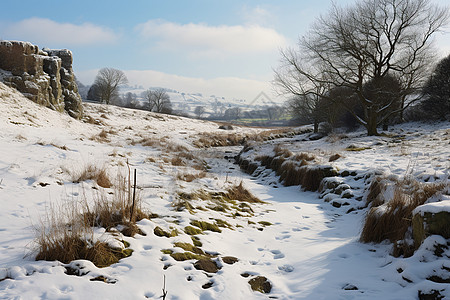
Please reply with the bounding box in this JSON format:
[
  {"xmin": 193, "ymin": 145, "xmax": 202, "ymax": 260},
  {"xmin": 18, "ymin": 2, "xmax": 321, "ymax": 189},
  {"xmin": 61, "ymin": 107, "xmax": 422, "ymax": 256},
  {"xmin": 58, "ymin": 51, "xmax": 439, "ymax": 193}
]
[
  {"xmin": 143, "ymin": 245, "xmax": 152, "ymax": 250},
  {"xmin": 271, "ymin": 250, "xmax": 285, "ymax": 259},
  {"xmin": 275, "ymin": 235, "xmax": 290, "ymax": 240},
  {"xmin": 278, "ymin": 264, "xmax": 295, "ymax": 273}
]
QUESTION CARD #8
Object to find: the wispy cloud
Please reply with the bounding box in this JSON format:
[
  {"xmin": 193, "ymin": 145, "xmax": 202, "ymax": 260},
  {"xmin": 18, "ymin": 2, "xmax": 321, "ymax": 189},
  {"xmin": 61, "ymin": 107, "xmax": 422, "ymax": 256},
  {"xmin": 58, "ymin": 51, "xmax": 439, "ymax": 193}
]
[
  {"xmin": 135, "ymin": 19, "xmax": 287, "ymax": 56},
  {"xmin": 240, "ymin": 5, "xmax": 275, "ymax": 26},
  {"xmin": 1, "ymin": 18, "xmax": 118, "ymax": 46}
]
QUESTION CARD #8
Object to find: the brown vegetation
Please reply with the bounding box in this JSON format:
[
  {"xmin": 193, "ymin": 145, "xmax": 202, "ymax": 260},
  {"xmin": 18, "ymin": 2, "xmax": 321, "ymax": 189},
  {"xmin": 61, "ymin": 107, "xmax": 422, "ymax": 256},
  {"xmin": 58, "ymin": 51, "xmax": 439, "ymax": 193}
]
[
  {"xmin": 71, "ymin": 164, "xmax": 112, "ymax": 188},
  {"xmin": 34, "ymin": 170, "xmax": 146, "ymax": 267},
  {"xmin": 360, "ymin": 176, "xmax": 446, "ymax": 257}
]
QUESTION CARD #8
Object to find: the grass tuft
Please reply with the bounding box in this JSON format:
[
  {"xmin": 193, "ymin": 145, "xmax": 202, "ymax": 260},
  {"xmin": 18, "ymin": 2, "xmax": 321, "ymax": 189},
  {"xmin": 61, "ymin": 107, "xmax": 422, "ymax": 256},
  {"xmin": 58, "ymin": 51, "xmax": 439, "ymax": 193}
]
[{"xmin": 360, "ymin": 177, "xmax": 446, "ymax": 257}]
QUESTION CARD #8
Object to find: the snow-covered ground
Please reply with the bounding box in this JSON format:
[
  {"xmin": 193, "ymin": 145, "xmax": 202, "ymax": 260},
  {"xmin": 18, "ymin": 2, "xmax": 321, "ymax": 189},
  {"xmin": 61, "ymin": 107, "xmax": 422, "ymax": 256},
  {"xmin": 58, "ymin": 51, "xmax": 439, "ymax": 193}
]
[{"xmin": 0, "ymin": 82, "xmax": 449, "ymax": 299}]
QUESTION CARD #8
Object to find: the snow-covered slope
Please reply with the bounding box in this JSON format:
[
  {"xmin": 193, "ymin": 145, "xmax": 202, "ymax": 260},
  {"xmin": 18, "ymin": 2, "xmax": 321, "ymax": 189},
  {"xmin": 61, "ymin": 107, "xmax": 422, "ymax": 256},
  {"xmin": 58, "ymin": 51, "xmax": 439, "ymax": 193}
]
[{"xmin": 0, "ymin": 82, "xmax": 449, "ymax": 299}]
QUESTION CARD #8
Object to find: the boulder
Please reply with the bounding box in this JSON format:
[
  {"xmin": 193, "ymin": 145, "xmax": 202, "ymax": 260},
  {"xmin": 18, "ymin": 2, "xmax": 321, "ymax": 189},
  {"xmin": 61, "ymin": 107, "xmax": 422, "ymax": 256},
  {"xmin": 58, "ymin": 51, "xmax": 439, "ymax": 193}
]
[
  {"xmin": 412, "ymin": 202, "xmax": 450, "ymax": 248},
  {"xmin": 0, "ymin": 40, "xmax": 83, "ymax": 119}
]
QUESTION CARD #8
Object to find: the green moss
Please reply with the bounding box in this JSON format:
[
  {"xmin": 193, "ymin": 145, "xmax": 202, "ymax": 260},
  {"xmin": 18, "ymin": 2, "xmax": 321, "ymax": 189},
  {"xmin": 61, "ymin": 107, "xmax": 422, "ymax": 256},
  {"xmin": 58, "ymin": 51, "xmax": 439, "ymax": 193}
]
[
  {"xmin": 215, "ymin": 219, "xmax": 233, "ymax": 229},
  {"xmin": 258, "ymin": 221, "xmax": 272, "ymax": 227},
  {"xmin": 191, "ymin": 236, "xmax": 202, "ymax": 247},
  {"xmin": 154, "ymin": 226, "xmax": 178, "ymax": 238},
  {"xmin": 170, "ymin": 252, "xmax": 206, "ymax": 261},
  {"xmin": 413, "ymin": 211, "xmax": 450, "ymax": 248},
  {"xmin": 121, "ymin": 249, "xmax": 133, "ymax": 257},
  {"xmin": 174, "ymin": 242, "xmax": 205, "ymax": 255},
  {"xmin": 184, "ymin": 225, "xmax": 203, "ymax": 235},
  {"xmin": 161, "ymin": 249, "xmax": 173, "ymax": 255},
  {"xmin": 190, "ymin": 220, "xmax": 222, "ymax": 233}
]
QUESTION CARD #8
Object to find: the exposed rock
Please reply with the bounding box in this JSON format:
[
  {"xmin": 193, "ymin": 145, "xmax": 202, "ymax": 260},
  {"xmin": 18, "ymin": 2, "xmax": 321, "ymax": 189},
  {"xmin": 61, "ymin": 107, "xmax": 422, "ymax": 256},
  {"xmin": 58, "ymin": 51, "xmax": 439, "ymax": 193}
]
[
  {"xmin": 418, "ymin": 289, "xmax": 444, "ymax": 300},
  {"xmin": 193, "ymin": 258, "xmax": 220, "ymax": 273},
  {"xmin": 248, "ymin": 276, "xmax": 272, "ymax": 293},
  {"xmin": 222, "ymin": 256, "xmax": 239, "ymax": 265},
  {"xmin": 412, "ymin": 211, "xmax": 450, "ymax": 248},
  {"xmin": 0, "ymin": 40, "xmax": 83, "ymax": 119}
]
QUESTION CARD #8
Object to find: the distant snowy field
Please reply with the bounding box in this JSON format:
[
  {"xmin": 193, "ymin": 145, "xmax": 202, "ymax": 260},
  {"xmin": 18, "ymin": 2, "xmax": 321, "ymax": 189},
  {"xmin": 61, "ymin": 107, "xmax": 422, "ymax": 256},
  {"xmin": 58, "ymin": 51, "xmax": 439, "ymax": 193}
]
[{"xmin": 0, "ymin": 82, "xmax": 449, "ymax": 299}]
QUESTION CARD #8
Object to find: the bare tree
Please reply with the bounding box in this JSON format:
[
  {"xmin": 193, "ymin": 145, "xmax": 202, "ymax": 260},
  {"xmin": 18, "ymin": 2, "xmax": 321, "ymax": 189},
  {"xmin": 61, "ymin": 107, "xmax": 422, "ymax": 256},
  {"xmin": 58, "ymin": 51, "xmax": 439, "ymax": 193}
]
[
  {"xmin": 144, "ymin": 88, "xmax": 172, "ymax": 113},
  {"xmin": 194, "ymin": 106, "xmax": 206, "ymax": 118},
  {"xmin": 93, "ymin": 68, "xmax": 128, "ymax": 104},
  {"xmin": 274, "ymin": 0, "xmax": 449, "ymax": 135}
]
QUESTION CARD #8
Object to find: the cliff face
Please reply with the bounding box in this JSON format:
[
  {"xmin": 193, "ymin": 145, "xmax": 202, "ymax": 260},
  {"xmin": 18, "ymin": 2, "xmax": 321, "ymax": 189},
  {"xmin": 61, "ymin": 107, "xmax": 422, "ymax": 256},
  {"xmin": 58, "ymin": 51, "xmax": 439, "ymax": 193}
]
[{"xmin": 0, "ymin": 40, "xmax": 83, "ymax": 119}]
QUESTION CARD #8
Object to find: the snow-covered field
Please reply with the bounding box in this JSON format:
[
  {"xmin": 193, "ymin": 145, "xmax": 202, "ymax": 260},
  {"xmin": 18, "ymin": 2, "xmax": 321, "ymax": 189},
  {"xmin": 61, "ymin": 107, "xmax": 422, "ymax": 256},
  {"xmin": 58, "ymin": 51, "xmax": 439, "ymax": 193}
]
[{"xmin": 0, "ymin": 82, "xmax": 449, "ymax": 299}]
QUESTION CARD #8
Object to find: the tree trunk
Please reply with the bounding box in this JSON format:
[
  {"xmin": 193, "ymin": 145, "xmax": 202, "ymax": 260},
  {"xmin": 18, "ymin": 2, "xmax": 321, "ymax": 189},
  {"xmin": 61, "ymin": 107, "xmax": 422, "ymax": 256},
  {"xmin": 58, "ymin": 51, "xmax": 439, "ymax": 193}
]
[
  {"xmin": 366, "ymin": 110, "xmax": 379, "ymax": 136},
  {"xmin": 313, "ymin": 121, "xmax": 319, "ymax": 133}
]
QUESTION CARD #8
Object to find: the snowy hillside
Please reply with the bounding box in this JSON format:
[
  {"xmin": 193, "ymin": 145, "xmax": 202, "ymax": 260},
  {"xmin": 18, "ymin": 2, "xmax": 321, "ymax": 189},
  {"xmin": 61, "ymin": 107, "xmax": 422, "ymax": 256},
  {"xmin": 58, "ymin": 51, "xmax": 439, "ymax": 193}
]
[
  {"xmin": 119, "ymin": 85, "xmax": 282, "ymax": 119},
  {"xmin": 0, "ymin": 82, "xmax": 449, "ymax": 299}
]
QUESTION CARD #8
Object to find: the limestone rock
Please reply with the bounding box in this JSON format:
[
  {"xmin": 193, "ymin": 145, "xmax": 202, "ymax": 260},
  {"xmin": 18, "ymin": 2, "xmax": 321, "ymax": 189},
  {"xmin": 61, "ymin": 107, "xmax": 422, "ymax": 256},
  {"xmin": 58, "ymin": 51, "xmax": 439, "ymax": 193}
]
[
  {"xmin": 412, "ymin": 210, "xmax": 450, "ymax": 248},
  {"xmin": 0, "ymin": 40, "xmax": 83, "ymax": 119}
]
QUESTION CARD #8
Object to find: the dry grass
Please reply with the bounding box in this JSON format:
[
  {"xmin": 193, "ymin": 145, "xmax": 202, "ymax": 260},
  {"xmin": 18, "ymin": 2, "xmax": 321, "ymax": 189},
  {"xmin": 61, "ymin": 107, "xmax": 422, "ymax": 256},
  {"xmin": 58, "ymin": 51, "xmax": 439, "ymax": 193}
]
[
  {"xmin": 90, "ymin": 129, "xmax": 116, "ymax": 143},
  {"xmin": 273, "ymin": 145, "xmax": 292, "ymax": 158},
  {"xmin": 253, "ymin": 147, "xmax": 335, "ymax": 191},
  {"xmin": 34, "ymin": 169, "xmax": 147, "ymax": 267},
  {"xmin": 170, "ymin": 157, "xmax": 185, "ymax": 166},
  {"xmin": 225, "ymin": 182, "xmax": 263, "ymax": 203},
  {"xmin": 83, "ymin": 115, "xmax": 104, "ymax": 126},
  {"xmin": 33, "ymin": 199, "xmax": 132, "ymax": 267},
  {"xmin": 194, "ymin": 132, "xmax": 246, "ymax": 148},
  {"xmin": 177, "ymin": 171, "xmax": 207, "ymax": 182},
  {"xmin": 72, "ymin": 164, "xmax": 112, "ymax": 188},
  {"xmin": 360, "ymin": 176, "xmax": 447, "ymax": 257}
]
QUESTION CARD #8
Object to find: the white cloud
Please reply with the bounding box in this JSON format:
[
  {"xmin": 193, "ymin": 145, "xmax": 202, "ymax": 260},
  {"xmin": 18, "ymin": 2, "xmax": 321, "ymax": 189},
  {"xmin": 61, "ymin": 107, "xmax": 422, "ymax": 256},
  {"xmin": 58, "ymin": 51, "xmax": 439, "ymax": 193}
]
[
  {"xmin": 135, "ymin": 20, "xmax": 286, "ymax": 56},
  {"xmin": 2, "ymin": 18, "xmax": 118, "ymax": 46},
  {"xmin": 240, "ymin": 5, "xmax": 274, "ymax": 26}
]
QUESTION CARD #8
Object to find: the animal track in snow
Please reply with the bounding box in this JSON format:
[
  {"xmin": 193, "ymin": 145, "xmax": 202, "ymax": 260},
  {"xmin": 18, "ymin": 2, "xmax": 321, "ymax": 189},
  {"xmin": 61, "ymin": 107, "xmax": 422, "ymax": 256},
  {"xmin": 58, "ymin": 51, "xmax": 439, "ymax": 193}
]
[
  {"xmin": 270, "ymin": 250, "xmax": 285, "ymax": 259},
  {"xmin": 275, "ymin": 234, "xmax": 290, "ymax": 240}
]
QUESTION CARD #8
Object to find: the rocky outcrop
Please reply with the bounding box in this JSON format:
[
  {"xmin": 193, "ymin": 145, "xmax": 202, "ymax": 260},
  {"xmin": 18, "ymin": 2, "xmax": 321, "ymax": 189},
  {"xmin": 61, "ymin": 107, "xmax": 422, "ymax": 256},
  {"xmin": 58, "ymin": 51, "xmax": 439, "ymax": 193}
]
[{"xmin": 0, "ymin": 40, "xmax": 83, "ymax": 119}]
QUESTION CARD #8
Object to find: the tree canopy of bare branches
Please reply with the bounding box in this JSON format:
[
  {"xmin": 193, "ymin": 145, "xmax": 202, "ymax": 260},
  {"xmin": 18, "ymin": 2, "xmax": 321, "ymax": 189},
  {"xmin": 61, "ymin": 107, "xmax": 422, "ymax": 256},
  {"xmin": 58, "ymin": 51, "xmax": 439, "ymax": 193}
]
[
  {"xmin": 144, "ymin": 88, "xmax": 172, "ymax": 114},
  {"xmin": 274, "ymin": 0, "xmax": 449, "ymax": 135},
  {"xmin": 93, "ymin": 68, "xmax": 128, "ymax": 105}
]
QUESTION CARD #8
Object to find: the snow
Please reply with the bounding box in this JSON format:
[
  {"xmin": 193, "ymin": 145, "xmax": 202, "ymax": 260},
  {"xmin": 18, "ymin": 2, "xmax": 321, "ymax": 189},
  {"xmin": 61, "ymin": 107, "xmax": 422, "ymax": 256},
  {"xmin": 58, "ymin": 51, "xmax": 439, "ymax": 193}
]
[
  {"xmin": 0, "ymin": 81, "xmax": 449, "ymax": 299},
  {"xmin": 414, "ymin": 199, "xmax": 450, "ymax": 215}
]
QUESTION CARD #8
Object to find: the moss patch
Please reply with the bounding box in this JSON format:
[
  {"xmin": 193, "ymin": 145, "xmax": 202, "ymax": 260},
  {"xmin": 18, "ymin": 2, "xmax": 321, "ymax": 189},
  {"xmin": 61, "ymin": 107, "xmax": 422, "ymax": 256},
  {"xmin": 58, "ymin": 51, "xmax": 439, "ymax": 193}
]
[
  {"xmin": 190, "ymin": 220, "xmax": 221, "ymax": 233},
  {"xmin": 258, "ymin": 221, "xmax": 272, "ymax": 227},
  {"xmin": 184, "ymin": 225, "xmax": 203, "ymax": 235},
  {"xmin": 191, "ymin": 236, "xmax": 202, "ymax": 247},
  {"xmin": 174, "ymin": 242, "xmax": 205, "ymax": 255},
  {"xmin": 170, "ymin": 252, "xmax": 206, "ymax": 261},
  {"xmin": 154, "ymin": 226, "xmax": 178, "ymax": 238}
]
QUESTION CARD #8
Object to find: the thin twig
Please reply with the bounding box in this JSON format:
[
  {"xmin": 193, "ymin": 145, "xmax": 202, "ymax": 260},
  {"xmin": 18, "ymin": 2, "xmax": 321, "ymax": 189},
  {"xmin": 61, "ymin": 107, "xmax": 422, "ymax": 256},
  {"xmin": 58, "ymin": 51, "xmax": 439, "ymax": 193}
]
[{"xmin": 161, "ymin": 275, "xmax": 168, "ymax": 300}]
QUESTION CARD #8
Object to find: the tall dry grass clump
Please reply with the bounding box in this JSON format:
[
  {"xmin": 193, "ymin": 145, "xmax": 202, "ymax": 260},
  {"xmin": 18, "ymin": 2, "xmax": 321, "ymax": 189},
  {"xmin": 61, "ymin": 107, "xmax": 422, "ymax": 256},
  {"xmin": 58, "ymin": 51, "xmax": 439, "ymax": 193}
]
[
  {"xmin": 360, "ymin": 176, "xmax": 447, "ymax": 257},
  {"xmin": 70, "ymin": 164, "xmax": 112, "ymax": 188},
  {"xmin": 225, "ymin": 182, "xmax": 263, "ymax": 203},
  {"xmin": 34, "ymin": 169, "xmax": 145, "ymax": 266}
]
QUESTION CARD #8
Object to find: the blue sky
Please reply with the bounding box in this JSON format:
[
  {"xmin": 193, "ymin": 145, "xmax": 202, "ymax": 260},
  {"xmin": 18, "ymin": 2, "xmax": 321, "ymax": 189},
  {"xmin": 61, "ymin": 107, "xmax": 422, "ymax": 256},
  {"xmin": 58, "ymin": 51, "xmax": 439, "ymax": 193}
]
[{"xmin": 1, "ymin": 0, "xmax": 449, "ymax": 101}]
